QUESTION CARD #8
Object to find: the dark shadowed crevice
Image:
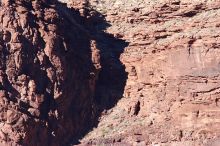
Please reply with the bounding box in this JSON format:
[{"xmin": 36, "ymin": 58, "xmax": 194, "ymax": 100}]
[{"xmin": 60, "ymin": 2, "xmax": 129, "ymax": 144}]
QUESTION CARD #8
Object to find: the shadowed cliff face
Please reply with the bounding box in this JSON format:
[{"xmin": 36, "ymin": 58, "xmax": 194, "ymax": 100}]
[
  {"xmin": 0, "ymin": 0, "xmax": 128, "ymax": 145},
  {"xmin": 4, "ymin": 0, "xmax": 220, "ymax": 146},
  {"xmin": 75, "ymin": 0, "xmax": 220, "ymax": 146}
]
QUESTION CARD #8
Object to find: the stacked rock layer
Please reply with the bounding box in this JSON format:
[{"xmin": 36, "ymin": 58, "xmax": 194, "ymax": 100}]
[{"xmin": 79, "ymin": 0, "xmax": 220, "ymax": 146}]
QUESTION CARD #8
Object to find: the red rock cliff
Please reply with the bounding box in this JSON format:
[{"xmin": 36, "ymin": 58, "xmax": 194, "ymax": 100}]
[
  {"xmin": 0, "ymin": 0, "xmax": 101, "ymax": 145},
  {"xmin": 77, "ymin": 0, "xmax": 220, "ymax": 146}
]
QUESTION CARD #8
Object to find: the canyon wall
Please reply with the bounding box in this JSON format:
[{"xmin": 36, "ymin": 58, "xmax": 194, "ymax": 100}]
[
  {"xmin": 0, "ymin": 0, "xmax": 102, "ymax": 145},
  {"xmin": 78, "ymin": 0, "xmax": 220, "ymax": 146},
  {"xmin": 1, "ymin": 0, "xmax": 220, "ymax": 146}
]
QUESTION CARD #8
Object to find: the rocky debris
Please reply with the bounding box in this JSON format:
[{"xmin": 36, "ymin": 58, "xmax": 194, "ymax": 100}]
[
  {"xmin": 0, "ymin": 0, "xmax": 101, "ymax": 145},
  {"xmin": 77, "ymin": 0, "xmax": 220, "ymax": 145}
]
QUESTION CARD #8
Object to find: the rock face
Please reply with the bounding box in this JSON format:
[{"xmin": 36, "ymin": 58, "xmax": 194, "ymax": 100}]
[
  {"xmin": 0, "ymin": 0, "xmax": 101, "ymax": 145},
  {"xmin": 1, "ymin": 0, "xmax": 220, "ymax": 146},
  {"xmin": 77, "ymin": 0, "xmax": 220, "ymax": 146}
]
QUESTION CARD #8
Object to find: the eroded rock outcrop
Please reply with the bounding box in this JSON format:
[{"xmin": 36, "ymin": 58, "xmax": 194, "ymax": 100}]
[
  {"xmin": 79, "ymin": 0, "xmax": 220, "ymax": 146},
  {"xmin": 0, "ymin": 0, "xmax": 101, "ymax": 145},
  {"xmin": 1, "ymin": 0, "xmax": 220, "ymax": 145}
]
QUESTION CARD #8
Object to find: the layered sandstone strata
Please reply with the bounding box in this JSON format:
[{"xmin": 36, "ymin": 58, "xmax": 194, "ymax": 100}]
[
  {"xmin": 1, "ymin": 0, "xmax": 220, "ymax": 146},
  {"xmin": 79, "ymin": 0, "xmax": 220, "ymax": 146}
]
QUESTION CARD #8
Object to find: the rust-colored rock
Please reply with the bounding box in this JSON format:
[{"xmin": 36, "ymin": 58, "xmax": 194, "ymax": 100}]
[
  {"xmin": 1, "ymin": 0, "xmax": 220, "ymax": 146},
  {"xmin": 76, "ymin": 0, "xmax": 220, "ymax": 146},
  {"xmin": 0, "ymin": 0, "xmax": 101, "ymax": 145}
]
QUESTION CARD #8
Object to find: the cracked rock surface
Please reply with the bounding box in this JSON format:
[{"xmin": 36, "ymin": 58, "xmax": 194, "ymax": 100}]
[
  {"xmin": 0, "ymin": 0, "xmax": 100, "ymax": 145},
  {"xmin": 1, "ymin": 0, "xmax": 220, "ymax": 146}
]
